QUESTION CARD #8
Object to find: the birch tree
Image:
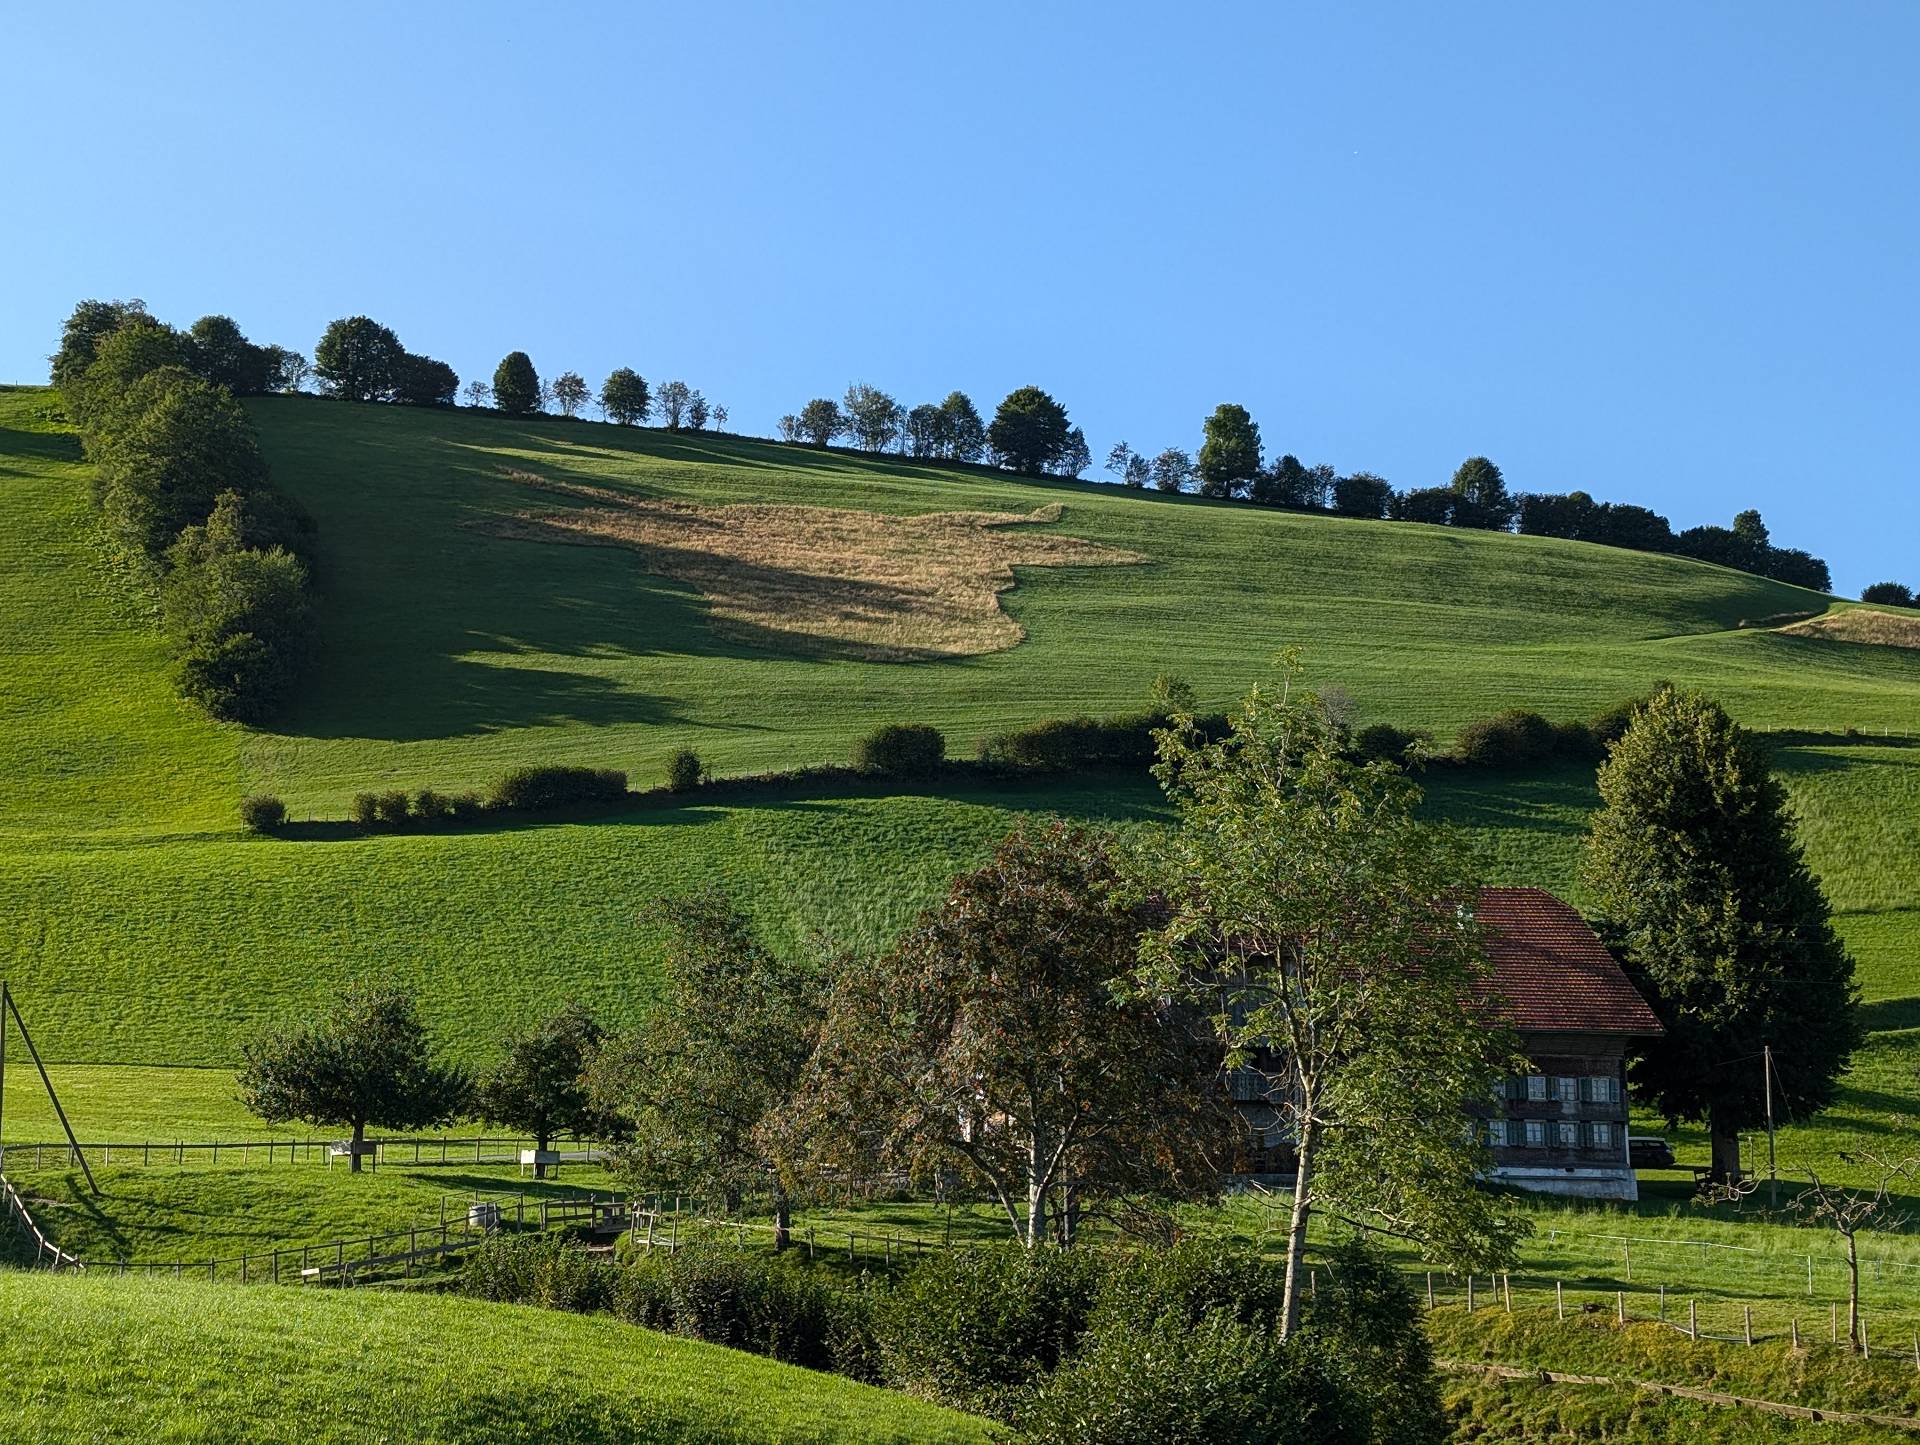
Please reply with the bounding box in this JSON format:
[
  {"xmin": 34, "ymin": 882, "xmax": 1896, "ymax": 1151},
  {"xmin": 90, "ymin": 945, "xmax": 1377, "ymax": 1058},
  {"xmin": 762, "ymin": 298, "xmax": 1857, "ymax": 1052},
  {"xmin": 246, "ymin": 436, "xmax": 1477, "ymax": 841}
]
[{"xmin": 1136, "ymin": 658, "xmax": 1525, "ymax": 1337}]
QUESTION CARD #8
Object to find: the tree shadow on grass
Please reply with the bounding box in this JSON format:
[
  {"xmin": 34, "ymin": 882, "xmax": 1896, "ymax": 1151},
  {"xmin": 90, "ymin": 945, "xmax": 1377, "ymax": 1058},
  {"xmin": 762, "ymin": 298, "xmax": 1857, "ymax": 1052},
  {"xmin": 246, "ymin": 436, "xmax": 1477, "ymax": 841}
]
[{"xmin": 0, "ymin": 423, "xmax": 83, "ymax": 470}]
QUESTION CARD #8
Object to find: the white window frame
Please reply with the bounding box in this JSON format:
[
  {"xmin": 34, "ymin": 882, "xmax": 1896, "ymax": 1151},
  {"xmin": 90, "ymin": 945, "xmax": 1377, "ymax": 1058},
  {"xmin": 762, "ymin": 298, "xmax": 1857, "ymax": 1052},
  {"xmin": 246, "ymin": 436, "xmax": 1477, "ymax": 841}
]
[
  {"xmin": 1588, "ymin": 1120, "xmax": 1615, "ymax": 1150},
  {"xmin": 1555, "ymin": 1076, "xmax": 1580, "ymax": 1106},
  {"xmin": 1526, "ymin": 1075, "xmax": 1548, "ymax": 1102},
  {"xmin": 1524, "ymin": 1119, "xmax": 1547, "ymax": 1149},
  {"xmin": 1557, "ymin": 1120, "xmax": 1580, "ymax": 1149}
]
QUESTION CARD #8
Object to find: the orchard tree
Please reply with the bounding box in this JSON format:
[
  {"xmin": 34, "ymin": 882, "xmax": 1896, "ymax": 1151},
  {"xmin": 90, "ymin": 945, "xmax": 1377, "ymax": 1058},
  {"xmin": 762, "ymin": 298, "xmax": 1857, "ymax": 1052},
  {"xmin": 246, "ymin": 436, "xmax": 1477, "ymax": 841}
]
[
  {"xmin": 1447, "ymin": 456, "xmax": 1516, "ymax": 530},
  {"xmin": 1106, "ymin": 442, "xmax": 1150, "ymax": 489},
  {"xmin": 462, "ymin": 379, "xmax": 492, "ymax": 409},
  {"xmin": 804, "ymin": 823, "xmax": 1229, "ymax": 1248},
  {"xmin": 551, "ymin": 370, "xmax": 591, "ymax": 418},
  {"xmin": 939, "ymin": 391, "xmax": 986, "ymax": 461},
  {"xmin": 589, "ymin": 892, "xmax": 817, "ymax": 1247},
  {"xmin": 1137, "ymin": 659, "xmax": 1526, "ymax": 1338},
  {"xmin": 777, "ymin": 414, "xmax": 802, "ymax": 442},
  {"xmin": 238, "ymin": 983, "xmax": 471, "ymax": 1171},
  {"xmin": 797, "ymin": 397, "xmax": 844, "ymax": 447},
  {"xmin": 712, "ymin": 404, "xmax": 728, "ymax": 430},
  {"xmin": 1197, "ymin": 403, "xmax": 1261, "ymax": 498},
  {"xmin": 843, "ymin": 382, "xmax": 903, "ymax": 453},
  {"xmin": 476, "ymin": 1002, "xmax": 620, "ymax": 1177},
  {"xmin": 1151, "ymin": 447, "xmax": 1194, "ymax": 493},
  {"xmin": 656, "ymin": 379, "xmax": 692, "ymax": 430},
  {"xmin": 1583, "ymin": 688, "xmax": 1859, "ymax": 1182},
  {"xmin": 600, "ymin": 368, "xmax": 648, "ymax": 424},
  {"xmin": 988, "ymin": 385, "xmax": 1070, "ymax": 475},
  {"xmin": 315, "ymin": 316, "xmax": 407, "ymax": 402},
  {"xmin": 687, "ymin": 390, "xmax": 710, "ymax": 431},
  {"xmin": 492, "ymin": 351, "xmax": 541, "ymax": 416}
]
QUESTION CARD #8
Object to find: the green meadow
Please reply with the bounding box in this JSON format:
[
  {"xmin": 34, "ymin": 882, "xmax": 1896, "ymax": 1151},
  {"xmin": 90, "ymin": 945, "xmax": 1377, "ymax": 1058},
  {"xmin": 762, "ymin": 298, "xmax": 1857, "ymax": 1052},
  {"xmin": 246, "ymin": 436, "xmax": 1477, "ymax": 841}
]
[
  {"xmin": 0, "ymin": 1272, "xmax": 988, "ymax": 1444},
  {"xmin": 2, "ymin": 381, "xmax": 1917, "ymax": 1233}
]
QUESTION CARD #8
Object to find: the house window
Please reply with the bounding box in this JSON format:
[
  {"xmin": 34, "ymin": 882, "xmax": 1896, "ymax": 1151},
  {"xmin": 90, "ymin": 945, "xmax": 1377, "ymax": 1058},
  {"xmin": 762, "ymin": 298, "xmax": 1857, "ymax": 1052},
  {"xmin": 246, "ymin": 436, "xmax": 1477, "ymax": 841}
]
[
  {"xmin": 1557, "ymin": 1121, "xmax": 1580, "ymax": 1149},
  {"xmin": 1526, "ymin": 1075, "xmax": 1548, "ymax": 1102},
  {"xmin": 1524, "ymin": 1119, "xmax": 1547, "ymax": 1148},
  {"xmin": 1555, "ymin": 1077, "xmax": 1580, "ymax": 1106},
  {"xmin": 1588, "ymin": 1121, "xmax": 1615, "ymax": 1150},
  {"xmin": 1487, "ymin": 1119, "xmax": 1510, "ymax": 1148},
  {"xmin": 1591, "ymin": 1075, "xmax": 1620, "ymax": 1105}
]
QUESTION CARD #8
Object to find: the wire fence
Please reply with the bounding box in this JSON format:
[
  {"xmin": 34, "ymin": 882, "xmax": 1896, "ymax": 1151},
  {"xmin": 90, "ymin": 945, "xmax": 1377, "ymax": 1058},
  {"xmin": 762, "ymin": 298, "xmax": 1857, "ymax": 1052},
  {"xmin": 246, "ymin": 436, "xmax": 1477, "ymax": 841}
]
[
  {"xmin": 0, "ymin": 1172, "xmax": 83, "ymax": 1272},
  {"xmin": 0, "ymin": 1136, "xmax": 607, "ymax": 1172}
]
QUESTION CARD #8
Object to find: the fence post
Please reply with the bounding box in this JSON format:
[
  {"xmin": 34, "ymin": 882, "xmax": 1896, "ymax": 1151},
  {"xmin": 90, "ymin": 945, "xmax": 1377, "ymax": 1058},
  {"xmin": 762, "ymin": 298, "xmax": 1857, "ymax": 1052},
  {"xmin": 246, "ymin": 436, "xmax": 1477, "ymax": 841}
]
[
  {"xmin": 1831, "ymin": 1304, "xmax": 1838, "ymax": 1344},
  {"xmin": 1658, "ymin": 1284, "xmax": 1666, "ymax": 1321},
  {"xmin": 1426, "ymin": 1272, "xmax": 1434, "ymax": 1310},
  {"xmin": 1556, "ymin": 1281, "xmax": 1564, "ymax": 1320},
  {"xmin": 1466, "ymin": 1275, "xmax": 1474, "ymax": 1312},
  {"xmin": 1622, "ymin": 1242, "xmax": 1630, "ymax": 1281},
  {"xmin": 1502, "ymin": 1273, "xmax": 1511, "ymax": 1312},
  {"xmin": 1807, "ymin": 1254, "xmax": 1814, "ymax": 1297},
  {"xmin": 1791, "ymin": 1316, "xmax": 1799, "ymax": 1350},
  {"xmin": 1864, "ymin": 1318, "xmax": 1872, "ymax": 1360},
  {"xmin": 1744, "ymin": 1306, "xmax": 1753, "ymax": 1346},
  {"xmin": 1617, "ymin": 1291, "xmax": 1625, "ymax": 1325},
  {"xmin": 1689, "ymin": 1299, "xmax": 1697, "ymax": 1342}
]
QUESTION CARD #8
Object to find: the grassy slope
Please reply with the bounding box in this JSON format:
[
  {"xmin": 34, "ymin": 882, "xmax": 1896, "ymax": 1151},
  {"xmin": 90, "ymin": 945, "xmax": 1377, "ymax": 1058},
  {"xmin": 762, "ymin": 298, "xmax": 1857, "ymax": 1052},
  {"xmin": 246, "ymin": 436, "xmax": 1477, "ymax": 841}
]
[
  {"xmin": 236, "ymin": 396, "xmax": 1918, "ymax": 812},
  {"xmin": 0, "ymin": 1273, "xmax": 987, "ymax": 1444}
]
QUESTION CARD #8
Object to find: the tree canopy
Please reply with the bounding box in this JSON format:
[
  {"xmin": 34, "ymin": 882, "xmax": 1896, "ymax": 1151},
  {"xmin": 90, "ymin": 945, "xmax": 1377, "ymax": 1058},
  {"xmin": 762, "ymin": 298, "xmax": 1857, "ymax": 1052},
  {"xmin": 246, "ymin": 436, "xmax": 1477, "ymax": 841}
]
[
  {"xmin": 314, "ymin": 317, "xmax": 407, "ymax": 403},
  {"xmin": 476, "ymin": 1002, "xmax": 619, "ymax": 1176},
  {"xmin": 797, "ymin": 397, "xmax": 844, "ymax": 447},
  {"xmin": 988, "ymin": 386, "xmax": 1070, "ymax": 475},
  {"xmin": 804, "ymin": 822, "xmax": 1228, "ymax": 1247},
  {"xmin": 600, "ymin": 368, "xmax": 649, "ymax": 425},
  {"xmin": 1447, "ymin": 456, "xmax": 1516, "ymax": 530},
  {"xmin": 1137, "ymin": 659, "xmax": 1525, "ymax": 1336},
  {"xmin": 1197, "ymin": 403, "xmax": 1262, "ymax": 498},
  {"xmin": 492, "ymin": 352, "xmax": 541, "ymax": 416},
  {"xmin": 238, "ymin": 984, "xmax": 471, "ymax": 1170},
  {"xmin": 1583, "ymin": 688, "xmax": 1860, "ymax": 1181}
]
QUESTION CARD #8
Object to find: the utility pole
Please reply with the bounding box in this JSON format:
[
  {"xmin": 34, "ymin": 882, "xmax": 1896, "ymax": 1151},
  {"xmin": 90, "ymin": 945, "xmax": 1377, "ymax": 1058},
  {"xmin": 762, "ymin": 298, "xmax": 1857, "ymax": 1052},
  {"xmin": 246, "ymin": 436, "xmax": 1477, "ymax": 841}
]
[
  {"xmin": 1764, "ymin": 1043, "xmax": 1777, "ymax": 1209},
  {"xmin": 1, "ymin": 983, "xmax": 97, "ymax": 1195}
]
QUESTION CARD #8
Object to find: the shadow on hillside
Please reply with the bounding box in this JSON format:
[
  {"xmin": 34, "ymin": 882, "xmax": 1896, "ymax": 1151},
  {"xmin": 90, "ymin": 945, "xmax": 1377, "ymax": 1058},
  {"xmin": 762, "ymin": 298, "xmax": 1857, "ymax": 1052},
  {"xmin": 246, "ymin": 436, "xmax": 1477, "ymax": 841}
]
[
  {"xmin": 0, "ymin": 423, "xmax": 83, "ymax": 469},
  {"xmin": 1858, "ymin": 997, "xmax": 1920, "ymax": 1034}
]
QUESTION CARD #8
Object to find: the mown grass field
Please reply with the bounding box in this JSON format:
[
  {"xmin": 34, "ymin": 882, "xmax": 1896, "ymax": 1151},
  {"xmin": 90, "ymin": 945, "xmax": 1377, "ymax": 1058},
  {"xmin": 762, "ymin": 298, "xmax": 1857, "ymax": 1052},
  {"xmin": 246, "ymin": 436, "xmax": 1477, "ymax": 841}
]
[{"xmin": 0, "ymin": 1272, "xmax": 988, "ymax": 1444}]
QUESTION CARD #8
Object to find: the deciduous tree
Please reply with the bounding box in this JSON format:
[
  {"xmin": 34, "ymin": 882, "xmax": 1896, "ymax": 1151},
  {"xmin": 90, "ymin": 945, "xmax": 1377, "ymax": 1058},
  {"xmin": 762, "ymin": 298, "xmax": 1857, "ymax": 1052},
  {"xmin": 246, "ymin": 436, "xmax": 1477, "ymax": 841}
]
[
  {"xmin": 939, "ymin": 391, "xmax": 986, "ymax": 462},
  {"xmin": 589, "ymin": 893, "xmax": 817, "ymax": 1246},
  {"xmin": 797, "ymin": 397, "xmax": 844, "ymax": 447},
  {"xmin": 1332, "ymin": 471, "xmax": 1394, "ymax": 519},
  {"xmin": 656, "ymin": 379, "xmax": 693, "ymax": 430},
  {"xmin": 988, "ymin": 386, "xmax": 1070, "ymax": 475},
  {"xmin": 1446, "ymin": 456, "xmax": 1516, "ymax": 530},
  {"xmin": 1136, "ymin": 660, "xmax": 1525, "ymax": 1338},
  {"xmin": 599, "ymin": 368, "xmax": 648, "ymax": 424},
  {"xmin": 843, "ymin": 382, "xmax": 903, "ymax": 453},
  {"xmin": 1197, "ymin": 403, "xmax": 1261, "ymax": 498},
  {"xmin": 238, "ymin": 984, "xmax": 471, "ymax": 1171},
  {"xmin": 394, "ymin": 353, "xmax": 458, "ymax": 407},
  {"xmin": 462, "ymin": 379, "xmax": 492, "ymax": 409},
  {"xmin": 804, "ymin": 823, "xmax": 1228, "ymax": 1248},
  {"xmin": 551, "ymin": 370, "xmax": 591, "ymax": 418},
  {"xmin": 1583, "ymin": 688, "xmax": 1859, "ymax": 1182},
  {"xmin": 476, "ymin": 1002, "xmax": 620, "ymax": 1177},
  {"xmin": 1151, "ymin": 447, "xmax": 1193, "ymax": 493},
  {"xmin": 1057, "ymin": 426, "xmax": 1091, "ymax": 479},
  {"xmin": 492, "ymin": 352, "xmax": 541, "ymax": 416},
  {"xmin": 315, "ymin": 317, "xmax": 407, "ymax": 402}
]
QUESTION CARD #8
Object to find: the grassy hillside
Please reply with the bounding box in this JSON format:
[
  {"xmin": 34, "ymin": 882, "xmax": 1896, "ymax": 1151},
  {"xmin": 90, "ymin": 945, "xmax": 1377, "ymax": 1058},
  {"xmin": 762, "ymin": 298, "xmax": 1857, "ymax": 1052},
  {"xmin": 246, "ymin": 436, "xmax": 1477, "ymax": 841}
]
[
  {"xmin": 0, "ymin": 385, "xmax": 1915, "ymax": 1195},
  {"xmin": 0, "ymin": 1272, "xmax": 987, "ymax": 1444},
  {"xmin": 235, "ymin": 396, "xmax": 1917, "ymax": 813}
]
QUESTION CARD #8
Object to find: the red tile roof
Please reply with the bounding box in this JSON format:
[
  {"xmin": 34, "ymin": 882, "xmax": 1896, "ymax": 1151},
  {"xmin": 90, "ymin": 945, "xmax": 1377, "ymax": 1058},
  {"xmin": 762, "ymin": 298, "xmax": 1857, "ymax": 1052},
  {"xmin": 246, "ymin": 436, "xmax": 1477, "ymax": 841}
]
[{"xmin": 1476, "ymin": 887, "xmax": 1663, "ymax": 1036}]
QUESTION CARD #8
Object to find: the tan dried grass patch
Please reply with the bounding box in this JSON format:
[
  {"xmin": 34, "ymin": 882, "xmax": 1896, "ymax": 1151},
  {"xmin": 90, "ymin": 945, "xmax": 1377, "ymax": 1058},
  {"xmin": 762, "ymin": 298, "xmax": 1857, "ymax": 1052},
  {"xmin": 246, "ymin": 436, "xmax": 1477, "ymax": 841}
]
[
  {"xmin": 1778, "ymin": 609, "xmax": 1920, "ymax": 651},
  {"xmin": 473, "ymin": 473, "xmax": 1146, "ymax": 660}
]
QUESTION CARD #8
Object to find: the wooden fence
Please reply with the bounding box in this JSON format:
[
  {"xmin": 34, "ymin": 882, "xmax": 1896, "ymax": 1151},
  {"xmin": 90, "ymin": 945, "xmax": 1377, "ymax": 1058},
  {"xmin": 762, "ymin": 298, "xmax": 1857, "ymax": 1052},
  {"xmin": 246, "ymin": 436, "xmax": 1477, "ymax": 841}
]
[
  {"xmin": 0, "ymin": 1136, "xmax": 605, "ymax": 1171},
  {"xmin": 0, "ymin": 1172, "xmax": 84, "ymax": 1272}
]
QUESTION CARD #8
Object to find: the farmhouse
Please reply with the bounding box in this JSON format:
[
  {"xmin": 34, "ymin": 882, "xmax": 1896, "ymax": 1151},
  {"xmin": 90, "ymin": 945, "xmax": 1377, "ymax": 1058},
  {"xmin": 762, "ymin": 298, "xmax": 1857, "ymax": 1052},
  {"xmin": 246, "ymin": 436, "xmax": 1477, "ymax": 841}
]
[{"xmin": 1233, "ymin": 886, "xmax": 1663, "ymax": 1202}]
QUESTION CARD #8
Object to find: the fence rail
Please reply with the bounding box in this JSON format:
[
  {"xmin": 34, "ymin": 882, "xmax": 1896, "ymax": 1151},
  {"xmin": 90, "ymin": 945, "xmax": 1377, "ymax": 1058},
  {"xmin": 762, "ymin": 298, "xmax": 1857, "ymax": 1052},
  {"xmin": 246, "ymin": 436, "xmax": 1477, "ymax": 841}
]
[
  {"xmin": 0, "ymin": 1136, "xmax": 608, "ymax": 1171},
  {"xmin": 0, "ymin": 1172, "xmax": 84, "ymax": 1272}
]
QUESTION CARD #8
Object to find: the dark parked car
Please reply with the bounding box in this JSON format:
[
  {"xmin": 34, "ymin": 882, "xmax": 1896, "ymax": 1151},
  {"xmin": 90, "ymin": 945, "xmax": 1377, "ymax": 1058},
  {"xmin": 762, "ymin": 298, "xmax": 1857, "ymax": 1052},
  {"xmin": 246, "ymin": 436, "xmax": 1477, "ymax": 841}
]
[{"xmin": 1629, "ymin": 1134, "xmax": 1677, "ymax": 1170}]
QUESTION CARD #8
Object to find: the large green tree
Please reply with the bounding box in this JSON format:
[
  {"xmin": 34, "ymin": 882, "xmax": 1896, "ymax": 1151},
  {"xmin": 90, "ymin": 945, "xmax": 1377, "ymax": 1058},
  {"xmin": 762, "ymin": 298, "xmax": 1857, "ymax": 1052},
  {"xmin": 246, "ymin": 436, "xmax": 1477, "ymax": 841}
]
[
  {"xmin": 804, "ymin": 822, "xmax": 1228, "ymax": 1248},
  {"xmin": 184, "ymin": 315, "xmax": 274, "ymax": 395},
  {"xmin": 476, "ymin": 1002, "xmax": 620, "ymax": 1178},
  {"xmin": 987, "ymin": 386, "xmax": 1070, "ymax": 475},
  {"xmin": 938, "ymin": 390, "xmax": 986, "ymax": 461},
  {"xmin": 599, "ymin": 368, "xmax": 649, "ymax": 425},
  {"xmin": 797, "ymin": 397, "xmax": 844, "ymax": 447},
  {"xmin": 1446, "ymin": 456, "xmax": 1516, "ymax": 530},
  {"xmin": 492, "ymin": 351, "xmax": 541, "ymax": 416},
  {"xmin": 1582, "ymin": 688, "xmax": 1860, "ymax": 1182},
  {"xmin": 314, "ymin": 316, "xmax": 406, "ymax": 402},
  {"xmin": 1197, "ymin": 403, "xmax": 1262, "ymax": 498},
  {"xmin": 50, "ymin": 297, "xmax": 152, "ymax": 394},
  {"xmin": 238, "ymin": 984, "xmax": 471, "ymax": 1171},
  {"xmin": 1137, "ymin": 660, "xmax": 1525, "ymax": 1338},
  {"xmin": 588, "ymin": 892, "xmax": 817, "ymax": 1246}
]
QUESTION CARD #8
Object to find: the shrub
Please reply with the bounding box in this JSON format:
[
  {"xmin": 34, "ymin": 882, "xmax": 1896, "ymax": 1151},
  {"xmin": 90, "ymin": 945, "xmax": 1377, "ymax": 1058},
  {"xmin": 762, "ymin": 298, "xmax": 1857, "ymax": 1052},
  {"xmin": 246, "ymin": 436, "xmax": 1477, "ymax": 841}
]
[
  {"xmin": 238, "ymin": 795, "xmax": 286, "ymax": 833},
  {"xmin": 979, "ymin": 715, "xmax": 1151, "ymax": 772},
  {"xmin": 1013, "ymin": 1314, "xmax": 1361, "ymax": 1445},
  {"xmin": 349, "ymin": 792, "xmax": 379, "ymax": 829},
  {"xmin": 1299, "ymin": 1241, "xmax": 1447, "ymax": 1444},
  {"xmin": 487, "ymin": 765, "xmax": 628, "ymax": 812},
  {"xmin": 1090, "ymin": 1241, "xmax": 1289, "ymax": 1337},
  {"xmin": 852, "ymin": 722, "xmax": 946, "ymax": 778},
  {"xmin": 1549, "ymin": 718, "xmax": 1603, "ymax": 761},
  {"xmin": 1862, "ymin": 581, "xmax": 1915, "ymax": 607},
  {"xmin": 463, "ymin": 1234, "xmax": 615, "ymax": 1314},
  {"xmin": 665, "ymin": 748, "xmax": 704, "ymax": 793},
  {"xmin": 412, "ymin": 788, "xmax": 452, "ymax": 824},
  {"xmin": 875, "ymin": 1247, "xmax": 1104, "ymax": 1418},
  {"xmin": 1352, "ymin": 722, "xmax": 1429, "ymax": 768},
  {"xmin": 448, "ymin": 791, "xmax": 485, "ymax": 823},
  {"xmin": 174, "ymin": 631, "xmax": 301, "ymax": 725},
  {"xmin": 609, "ymin": 1240, "xmax": 874, "ymax": 1376},
  {"xmin": 373, "ymin": 790, "xmax": 412, "ymax": 827},
  {"xmin": 1452, "ymin": 708, "xmax": 1556, "ymax": 768}
]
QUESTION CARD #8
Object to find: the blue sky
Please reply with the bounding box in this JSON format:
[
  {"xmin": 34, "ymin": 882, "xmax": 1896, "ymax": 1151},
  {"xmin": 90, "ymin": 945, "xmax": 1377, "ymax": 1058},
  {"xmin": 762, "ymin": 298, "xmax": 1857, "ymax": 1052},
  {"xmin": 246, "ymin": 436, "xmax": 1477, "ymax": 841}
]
[{"xmin": 4, "ymin": 3, "xmax": 1912, "ymax": 593}]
